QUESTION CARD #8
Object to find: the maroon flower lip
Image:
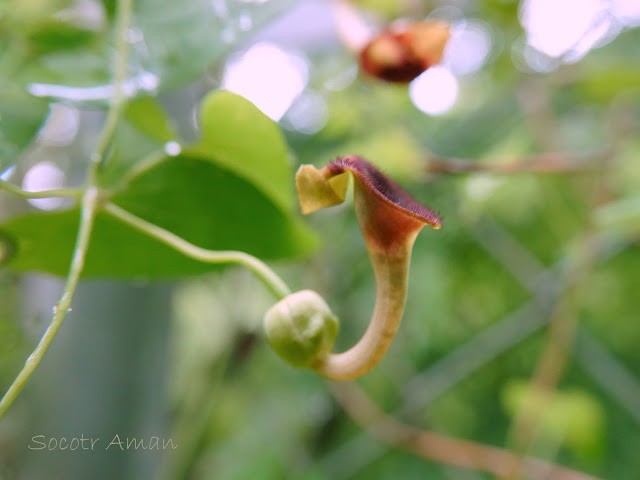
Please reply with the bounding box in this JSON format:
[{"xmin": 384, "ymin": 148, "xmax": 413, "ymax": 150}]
[{"xmin": 327, "ymin": 155, "xmax": 442, "ymax": 230}]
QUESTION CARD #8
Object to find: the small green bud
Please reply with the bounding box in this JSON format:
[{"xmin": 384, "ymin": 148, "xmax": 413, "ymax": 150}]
[{"xmin": 264, "ymin": 290, "xmax": 339, "ymax": 368}]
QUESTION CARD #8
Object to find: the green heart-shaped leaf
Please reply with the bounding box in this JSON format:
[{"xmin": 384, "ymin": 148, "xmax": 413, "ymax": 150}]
[
  {"xmin": 190, "ymin": 90, "xmax": 294, "ymax": 211},
  {"xmin": 0, "ymin": 89, "xmax": 318, "ymax": 279},
  {"xmin": 0, "ymin": 155, "xmax": 317, "ymax": 278}
]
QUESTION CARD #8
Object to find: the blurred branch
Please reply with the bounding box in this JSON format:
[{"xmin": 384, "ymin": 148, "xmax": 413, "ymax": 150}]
[
  {"xmin": 499, "ymin": 107, "xmax": 622, "ymax": 472},
  {"xmin": 320, "ymin": 284, "xmax": 564, "ymax": 479},
  {"xmin": 467, "ymin": 215, "xmax": 550, "ymax": 290},
  {"xmin": 466, "ymin": 213, "xmax": 638, "ymax": 475},
  {"xmin": 0, "ymin": 180, "xmax": 82, "ymax": 200},
  {"xmin": 103, "ymin": 202, "xmax": 291, "ymax": 300},
  {"xmin": 402, "ymin": 230, "xmax": 602, "ymax": 416},
  {"xmin": 331, "ymin": 382, "xmax": 601, "ymax": 480},
  {"xmin": 162, "ymin": 331, "xmax": 260, "ymax": 480},
  {"xmin": 425, "ymin": 148, "xmax": 610, "ymax": 175},
  {"xmin": 575, "ymin": 328, "xmax": 640, "ymax": 424},
  {"xmin": 162, "ymin": 346, "xmax": 232, "ymax": 480},
  {"xmin": 401, "ymin": 278, "xmax": 560, "ymax": 414},
  {"xmin": 501, "ymin": 241, "xmax": 602, "ymax": 477},
  {"xmin": 502, "ymin": 296, "xmax": 580, "ymax": 474},
  {"xmin": 320, "ymin": 231, "xmax": 629, "ymax": 477},
  {"xmin": 517, "ymin": 77, "xmax": 562, "ymax": 152},
  {"xmin": 0, "ymin": 0, "xmax": 132, "ymax": 421}
]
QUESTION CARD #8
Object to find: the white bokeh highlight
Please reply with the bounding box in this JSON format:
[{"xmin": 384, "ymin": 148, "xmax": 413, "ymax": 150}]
[
  {"xmin": 22, "ymin": 161, "xmax": 66, "ymax": 210},
  {"xmin": 283, "ymin": 90, "xmax": 328, "ymax": 134},
  {"xmin": 519, "ymin": 0, "xmax": 636, "ymax": 70},
  {"xmin": 444, "ymin": 21, "xmax": 492, "ymax": 76},
  {"xmin": 521, "ymin": 0, "xmax": 607, "ymax": 58},
  {"xmin": 222, "ymin": 42, "xmax": 308, "ymax": 121},
  {"xmin": 164, "ymin": 141, "xmax": 181, "ymax": 156},
  {"xmin": 409, "ymin": 66, "xmax": 459, "ymax": 116},
  {"xmin": 29, "ymin": 71, "xmax": 159, "ymax": 101},
  {"xmin": 611, "ymin": 0, "xmax": 640, "ymax": 26},
  {"xmin": 37, "ymin": 104, "xmax": 80, "ymax": 146}
]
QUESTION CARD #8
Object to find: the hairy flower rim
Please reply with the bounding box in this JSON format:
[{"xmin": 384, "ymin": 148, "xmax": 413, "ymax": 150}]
[{"xmin": 326, "ymin": 155, "xmax": 442, "ymax": 229}]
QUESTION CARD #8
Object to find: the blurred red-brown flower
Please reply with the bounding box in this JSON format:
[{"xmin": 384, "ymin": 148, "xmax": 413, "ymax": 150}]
[{"xmin": 359, "ymin": 20, "xmax": 450, "ymax": 83}]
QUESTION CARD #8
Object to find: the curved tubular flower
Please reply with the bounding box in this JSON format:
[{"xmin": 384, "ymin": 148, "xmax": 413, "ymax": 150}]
[{"xmin": 295, "ymin": 155, "xmax": 442, "ymax": 381}]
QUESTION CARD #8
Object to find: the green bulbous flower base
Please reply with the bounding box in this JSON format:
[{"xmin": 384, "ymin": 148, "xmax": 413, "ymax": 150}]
[{"xmin": 264, "ymin": 290, "xmax": 339, "ymax": 368}]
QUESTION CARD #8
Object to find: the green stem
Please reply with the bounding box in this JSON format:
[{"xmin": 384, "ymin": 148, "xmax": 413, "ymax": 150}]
[
  {"xmin": 0, "ymin": 180, "xmax": 82, "ymax": 200},
  {"xmin": 102, "ymin": 202, "xmax": 291, "ymax": 300},
  {"xmin": 0, "ymin": 0, "xmax": 133, "ymax": 421},
  {"xmin": 0, "ymin": 188, "xmax": 99, "ymax": 419},
  {"xmin": 92, "ymin": 0, "xmax": 132, "ymax": 170},
  {"xmin": 312, "ymin": 245, "xmax": 413, "ymax": 381},
  {"xmin": 120, "ymin": 148, "xmax": 169, "ymax": 186}
]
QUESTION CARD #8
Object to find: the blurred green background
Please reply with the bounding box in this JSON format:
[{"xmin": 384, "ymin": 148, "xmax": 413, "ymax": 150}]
[{"xmin": 1, "ymin": 0, "xmax": 639, "ymax": 479}]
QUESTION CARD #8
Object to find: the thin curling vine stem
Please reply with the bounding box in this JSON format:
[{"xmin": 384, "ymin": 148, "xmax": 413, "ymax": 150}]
[
  {"xmin": 0, "ymin": 180, "xmax": 82, "ymax": 200},
  {"xmin": 92, "ymin": 0, "xmax": 132, "ymax": 170},
  {"xmin": 312, "ymin": 244, "xmax": 413, "ymax": 381},
  {"xmin": 102, "ymin": 202, "xmax": 291, "ymax": 300},
  {"xmin": 0, "ymin": 0, "xmax": 132, "ymax": 421},
  {"xmin": 0, "ymin": 189, "xmax": 99, "ymax": 419}
]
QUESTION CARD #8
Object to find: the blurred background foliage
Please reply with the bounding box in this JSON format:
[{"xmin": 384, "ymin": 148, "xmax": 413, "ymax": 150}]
[{"xmin": 1, "ymin": 0, "xmax": 639, "ymax": 479}]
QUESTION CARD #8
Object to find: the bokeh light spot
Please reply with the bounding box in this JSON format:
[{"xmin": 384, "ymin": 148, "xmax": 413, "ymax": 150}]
[
  {"xmin": 444, "ymin": 21, "xmax": 492, "ymax": 76},
  {"xmin": 22, "ymin": 162, "xmax": 66, "ymax": 211},
  {"xmin": 222, "ymin": 42, "xmax": 308, "ymax": 121},
  {"xmin": 409, "ymin": 66, "xmax": 458, "ymax": 116}
]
